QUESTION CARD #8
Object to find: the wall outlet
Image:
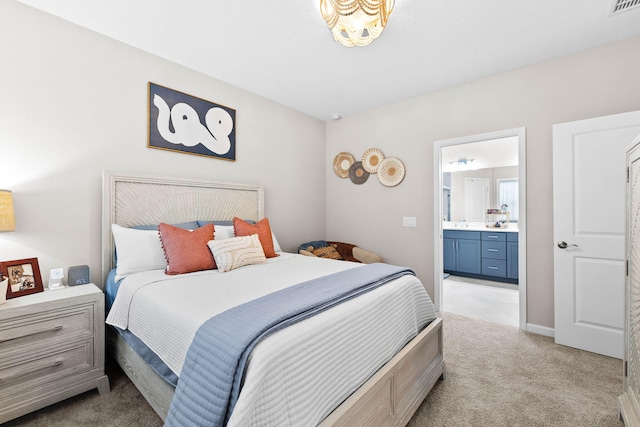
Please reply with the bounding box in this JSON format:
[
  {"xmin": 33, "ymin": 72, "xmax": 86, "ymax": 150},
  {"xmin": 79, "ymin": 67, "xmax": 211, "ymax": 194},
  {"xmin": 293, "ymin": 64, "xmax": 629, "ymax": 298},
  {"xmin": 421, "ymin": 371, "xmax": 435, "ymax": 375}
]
[{"xmin": 403, "ymin": 216, "xmax": 417, "ymax": 227}]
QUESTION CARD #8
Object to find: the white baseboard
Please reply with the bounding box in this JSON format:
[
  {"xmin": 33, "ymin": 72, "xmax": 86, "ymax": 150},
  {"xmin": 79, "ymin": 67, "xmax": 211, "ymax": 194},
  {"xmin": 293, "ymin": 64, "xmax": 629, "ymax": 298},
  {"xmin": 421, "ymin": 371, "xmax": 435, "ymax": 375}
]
[{"xmin": 526, "ymin": 323, "xmax": 555, "ymax": 337}]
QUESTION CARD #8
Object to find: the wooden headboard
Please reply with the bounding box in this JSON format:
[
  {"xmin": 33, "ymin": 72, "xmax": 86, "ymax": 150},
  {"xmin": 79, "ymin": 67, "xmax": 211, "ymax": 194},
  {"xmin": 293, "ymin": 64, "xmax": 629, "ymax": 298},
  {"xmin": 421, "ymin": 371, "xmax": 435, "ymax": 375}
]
[{"xmin": 101, "ymin": 171, "xmax": 264, "ymax": 286}]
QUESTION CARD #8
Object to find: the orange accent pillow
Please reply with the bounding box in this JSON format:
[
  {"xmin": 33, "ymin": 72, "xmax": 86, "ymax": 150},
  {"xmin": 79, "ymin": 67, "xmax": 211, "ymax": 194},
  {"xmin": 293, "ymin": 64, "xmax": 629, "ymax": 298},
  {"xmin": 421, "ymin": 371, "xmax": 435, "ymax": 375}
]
[
  {"xmin": 158, "ymin": 223, "xmax": 216, "ymax": 274},
  {"xmin": 232, "ymin": 217, "xmax": 278, "ymax": 258}
]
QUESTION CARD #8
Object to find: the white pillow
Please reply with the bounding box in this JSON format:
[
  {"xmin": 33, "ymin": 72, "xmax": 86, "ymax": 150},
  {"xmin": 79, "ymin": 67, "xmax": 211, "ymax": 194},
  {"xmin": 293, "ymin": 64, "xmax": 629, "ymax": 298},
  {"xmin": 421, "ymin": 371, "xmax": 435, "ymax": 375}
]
[
  {"xmin": 214, "ymin": 225, "xmax": 235, "ymax": 240},
  {"xmin": 112, "ymin": 224, "xmax": 166, "ymax": 281},
  {"xmin": 207, "ymin": 234, "xmax": 266, "ymax": 273},
  {"xmin": 271, "ymin": 232, "xmax": 282, "ymax": 253}
]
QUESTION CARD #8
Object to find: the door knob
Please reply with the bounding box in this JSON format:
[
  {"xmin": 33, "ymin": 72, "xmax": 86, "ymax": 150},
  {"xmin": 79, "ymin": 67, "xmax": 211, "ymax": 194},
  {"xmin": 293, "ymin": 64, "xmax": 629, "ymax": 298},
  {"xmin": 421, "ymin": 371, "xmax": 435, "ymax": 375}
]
[{"xmin": 557, "ymin": 241, "xmax": 579, "ymax": 249}]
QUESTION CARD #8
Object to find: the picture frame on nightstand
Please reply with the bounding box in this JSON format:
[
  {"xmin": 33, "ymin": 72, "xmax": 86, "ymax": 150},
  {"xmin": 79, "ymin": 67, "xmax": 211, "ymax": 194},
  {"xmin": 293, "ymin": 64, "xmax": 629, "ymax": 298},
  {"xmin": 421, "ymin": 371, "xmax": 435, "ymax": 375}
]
[{"xmin": 0, "ymin": 257, "xmax": 44, "ymax": 299}]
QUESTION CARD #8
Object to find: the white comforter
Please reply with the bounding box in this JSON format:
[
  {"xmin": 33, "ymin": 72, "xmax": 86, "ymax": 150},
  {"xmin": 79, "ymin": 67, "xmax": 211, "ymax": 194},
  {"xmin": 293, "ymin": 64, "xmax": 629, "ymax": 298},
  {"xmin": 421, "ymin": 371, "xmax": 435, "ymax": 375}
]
[{"xmin": 107, "ymin": 253, "xmax": 436, "ymax": 426}]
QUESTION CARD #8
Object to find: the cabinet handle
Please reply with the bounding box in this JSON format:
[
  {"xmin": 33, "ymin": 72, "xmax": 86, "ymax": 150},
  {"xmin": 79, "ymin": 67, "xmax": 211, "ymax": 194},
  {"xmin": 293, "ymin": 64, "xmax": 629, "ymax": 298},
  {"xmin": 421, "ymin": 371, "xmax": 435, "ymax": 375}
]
[
  {"xmin": 0, "ymin": 359, "xmax": 63, "ymax": 382},
  {"xmin": 487, "ymin": 266, "xmax": 499, "ymax": 270},
  {"xmin": 0, "ymin": 325, "xmax": 63, "ymax": 344},
  {"xmin": 487, "ymin": 235, "xmax": 499, "ymax": 239},
  {"xmin": 488, "ymin": 249, "xmax": 499, "ymax": 252}
]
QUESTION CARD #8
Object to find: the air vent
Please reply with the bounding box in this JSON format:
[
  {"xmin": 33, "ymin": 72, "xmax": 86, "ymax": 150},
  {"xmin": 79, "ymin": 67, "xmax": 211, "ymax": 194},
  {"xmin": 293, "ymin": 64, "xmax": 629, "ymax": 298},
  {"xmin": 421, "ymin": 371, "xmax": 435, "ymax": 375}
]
[{"xmin": 610, "ymin": 0, "xmax": 640, "ymax": 15}]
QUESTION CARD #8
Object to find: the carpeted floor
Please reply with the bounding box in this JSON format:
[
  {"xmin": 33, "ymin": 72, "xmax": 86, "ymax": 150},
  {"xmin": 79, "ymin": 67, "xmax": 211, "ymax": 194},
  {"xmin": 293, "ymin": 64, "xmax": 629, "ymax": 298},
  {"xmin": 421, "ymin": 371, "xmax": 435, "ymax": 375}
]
[
  {"xmin": 408, "ymin": 313, "xmax": 623, "ymax": 427},
  {"xmin": 4, "ymin": 312, "xmax": 623, "ymax": 426}
]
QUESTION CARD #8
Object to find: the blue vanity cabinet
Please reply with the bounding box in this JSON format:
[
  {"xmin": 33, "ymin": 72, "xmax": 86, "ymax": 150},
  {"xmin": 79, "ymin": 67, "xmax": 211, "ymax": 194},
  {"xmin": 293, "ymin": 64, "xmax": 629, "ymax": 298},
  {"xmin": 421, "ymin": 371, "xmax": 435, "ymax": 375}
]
[
  {"xmin": 443, "ymin": 236, "xmax": 456, "ymax": 272},
  {"xmin": 507, "ymin": 232, "xmax": 519, "ymax": 280},
  {"xmin": 481, "ymin": 231, "xmax": 507, "ymax": 278},
  {"xmin": 443, "ymin": 230, "xmax": 481, "ymax": 275},
  {"xmin": 444, "ymin": 229, "xmax": 518, "ymax": 283}
]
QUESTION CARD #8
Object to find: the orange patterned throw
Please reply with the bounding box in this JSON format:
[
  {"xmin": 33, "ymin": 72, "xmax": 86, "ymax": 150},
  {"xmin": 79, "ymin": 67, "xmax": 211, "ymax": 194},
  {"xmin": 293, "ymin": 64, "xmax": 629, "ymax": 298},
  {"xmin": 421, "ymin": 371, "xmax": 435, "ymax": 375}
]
[
  {"xmin": 158, "ymin": 223, "xmax": 216, "ymax": 274},
  {"xmin": 233, "ymin": 217, "xmax": 278, "ymax": 258},
  {"xmin": 312, "ymin": 246, "xmax": 343, "ymax": 260}
]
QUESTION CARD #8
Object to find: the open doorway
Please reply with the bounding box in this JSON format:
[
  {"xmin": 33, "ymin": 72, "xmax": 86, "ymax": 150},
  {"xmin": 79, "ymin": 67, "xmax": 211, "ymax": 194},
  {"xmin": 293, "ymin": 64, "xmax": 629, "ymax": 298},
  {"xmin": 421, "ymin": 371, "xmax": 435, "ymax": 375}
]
[{"xmin": 433, "ymin": 128, "xmax": 527, "ymax": 331}]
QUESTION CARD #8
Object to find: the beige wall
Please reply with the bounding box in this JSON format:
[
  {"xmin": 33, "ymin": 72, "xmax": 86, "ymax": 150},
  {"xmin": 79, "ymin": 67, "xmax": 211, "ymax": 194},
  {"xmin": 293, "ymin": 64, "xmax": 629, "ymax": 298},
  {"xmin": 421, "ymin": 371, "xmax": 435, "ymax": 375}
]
[
  {"xmin": 0, "ymin": 1, "xmax": 326, "ymax": 286},
  {"xmin": 326, "ymin": 36, "xmax": 640, "ymax": 329}
]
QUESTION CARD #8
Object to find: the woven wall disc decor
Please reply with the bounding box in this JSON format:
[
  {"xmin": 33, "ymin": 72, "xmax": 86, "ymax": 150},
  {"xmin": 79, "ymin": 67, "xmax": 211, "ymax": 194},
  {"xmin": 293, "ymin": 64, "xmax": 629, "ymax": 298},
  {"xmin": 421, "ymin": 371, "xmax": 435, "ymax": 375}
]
[
  {"xmin": 377, "ymin": 157, "xmax": 405, "ymax": 187},
  {"xmin": 333, "ymin": 152, "xmax": 355, "ymax": 178},
  {"xmin": 349, "ymin": 161, "xmax": 370, "ymax": 185},
  {"xmin": 362, "ymin": 148, "xmax": 385, "ymax": 174}
]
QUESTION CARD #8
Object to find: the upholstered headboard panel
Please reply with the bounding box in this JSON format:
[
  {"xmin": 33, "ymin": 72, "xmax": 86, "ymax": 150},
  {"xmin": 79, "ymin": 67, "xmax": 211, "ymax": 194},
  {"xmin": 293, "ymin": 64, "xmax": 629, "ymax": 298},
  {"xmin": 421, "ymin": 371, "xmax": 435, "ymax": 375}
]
[{"xmin": 101, "ymin": 171, "xmax": 264, "ymax": 285}]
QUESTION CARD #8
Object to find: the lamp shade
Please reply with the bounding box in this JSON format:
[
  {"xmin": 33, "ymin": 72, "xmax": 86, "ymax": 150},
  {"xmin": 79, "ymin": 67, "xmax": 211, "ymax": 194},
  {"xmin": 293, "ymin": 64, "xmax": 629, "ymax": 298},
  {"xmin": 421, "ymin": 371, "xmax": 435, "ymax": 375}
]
[{"xmin": 0, "ymin": 190, "xmax": 15, "ymax": 231}]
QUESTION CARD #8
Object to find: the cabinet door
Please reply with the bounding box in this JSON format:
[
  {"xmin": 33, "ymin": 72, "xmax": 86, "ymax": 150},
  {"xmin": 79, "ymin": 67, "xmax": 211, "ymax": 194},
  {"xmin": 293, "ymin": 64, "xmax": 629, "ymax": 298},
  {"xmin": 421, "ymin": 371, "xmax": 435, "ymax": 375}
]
[
  {"xmin": 507, "ymin": 241, "xmax": 519, "ymax": 279},
  {"xmin": 456, "ymin": 239, "xmax": 481, "ymax": 274},
  {"xmin": 621, "ymin": 138, "xmax": 640, "ymax": 424},
  {"xmin": 443, "ymin": 238, "xmax": 456, "ymax": 271}
]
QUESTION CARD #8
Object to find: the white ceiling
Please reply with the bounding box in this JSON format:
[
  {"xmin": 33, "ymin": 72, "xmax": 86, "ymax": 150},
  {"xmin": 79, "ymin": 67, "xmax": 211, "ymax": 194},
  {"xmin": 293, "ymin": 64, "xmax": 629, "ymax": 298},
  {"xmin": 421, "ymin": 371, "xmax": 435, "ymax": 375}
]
[
  {"xmin": 441, "ymin": 137, "xmax": 519, "ymax": 172},
  {"xmin": 17, "ymin": 0, "xmax": 640, "ymax": 121}
]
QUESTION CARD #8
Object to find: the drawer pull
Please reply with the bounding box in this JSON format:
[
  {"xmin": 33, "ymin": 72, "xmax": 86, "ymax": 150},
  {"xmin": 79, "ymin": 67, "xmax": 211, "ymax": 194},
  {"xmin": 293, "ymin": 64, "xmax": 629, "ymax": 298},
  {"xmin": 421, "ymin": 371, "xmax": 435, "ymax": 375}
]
[
  {"xmin": 487, "ymin": 236, "xmax": 499, "ymax": 239},
  {"xmin": 488, "ymin": 249, "xmax": 499, "ymax": 252},
  {"xmin": 488, "ymin": 266, "xmax": 499, "ymax": 270},
  {"xmin": 0, "ymin": 359, "xmax": 63, "ymax": 382},
  {"xmin": 0, "ymin": 325, "xmax": 63, "ymax": 343}
]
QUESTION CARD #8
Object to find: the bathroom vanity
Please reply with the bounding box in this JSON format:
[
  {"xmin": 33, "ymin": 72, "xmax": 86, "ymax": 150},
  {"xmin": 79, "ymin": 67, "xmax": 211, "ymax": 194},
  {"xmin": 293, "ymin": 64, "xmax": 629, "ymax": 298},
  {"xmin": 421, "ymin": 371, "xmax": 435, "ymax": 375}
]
[{"xmin": 443, "ymin": 226, "xmax": 518, "ymax": 284}]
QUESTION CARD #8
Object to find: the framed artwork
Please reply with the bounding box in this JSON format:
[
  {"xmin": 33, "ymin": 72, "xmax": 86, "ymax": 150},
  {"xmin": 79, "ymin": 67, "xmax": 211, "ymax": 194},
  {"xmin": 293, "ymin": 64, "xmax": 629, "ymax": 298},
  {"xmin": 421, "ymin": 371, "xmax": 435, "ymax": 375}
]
[
  {"xmin": 0, "ymin": 257, "xmax": 44, "ymax": 299},
  {"xmin": 148, "ymin": 82, "xmax": 236, "ymax": 161}
]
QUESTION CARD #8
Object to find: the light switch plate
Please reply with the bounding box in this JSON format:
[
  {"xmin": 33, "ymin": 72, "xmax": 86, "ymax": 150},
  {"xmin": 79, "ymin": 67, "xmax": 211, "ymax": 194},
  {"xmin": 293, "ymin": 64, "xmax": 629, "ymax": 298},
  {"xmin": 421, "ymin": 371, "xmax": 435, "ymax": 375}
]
[{"xmin": 403, "ymin": 217, "xmax": 417, "ymax": 227}]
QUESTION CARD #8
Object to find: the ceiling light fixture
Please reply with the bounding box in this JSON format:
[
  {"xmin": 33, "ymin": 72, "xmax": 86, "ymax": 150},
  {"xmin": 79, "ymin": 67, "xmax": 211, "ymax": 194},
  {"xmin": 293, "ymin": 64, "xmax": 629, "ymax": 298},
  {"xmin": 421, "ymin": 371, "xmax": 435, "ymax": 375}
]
[
  {"xmin": 320, "ymin": 0, "xmax": 395, "ymax": 47},
  {"xmin": 448, "ymin": 158, "xmax": 476, "ymax": 172}
]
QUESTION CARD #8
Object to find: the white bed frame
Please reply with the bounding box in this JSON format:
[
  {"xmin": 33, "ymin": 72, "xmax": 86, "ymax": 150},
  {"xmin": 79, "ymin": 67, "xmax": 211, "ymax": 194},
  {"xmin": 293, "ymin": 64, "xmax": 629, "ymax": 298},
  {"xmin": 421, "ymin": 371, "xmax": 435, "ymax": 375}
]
[{"xmin": 101, "ymin": 171, "xmax": 445, "ymax": 426}]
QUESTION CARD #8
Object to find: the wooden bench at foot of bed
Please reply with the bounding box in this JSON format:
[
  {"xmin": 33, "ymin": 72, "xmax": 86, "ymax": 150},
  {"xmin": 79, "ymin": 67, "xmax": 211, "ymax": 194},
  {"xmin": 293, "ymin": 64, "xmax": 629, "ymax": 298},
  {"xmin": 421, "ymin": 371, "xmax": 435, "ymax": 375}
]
[{"xmin": 320, "ymin": 316, "xmax": 444, "ymax": 427}]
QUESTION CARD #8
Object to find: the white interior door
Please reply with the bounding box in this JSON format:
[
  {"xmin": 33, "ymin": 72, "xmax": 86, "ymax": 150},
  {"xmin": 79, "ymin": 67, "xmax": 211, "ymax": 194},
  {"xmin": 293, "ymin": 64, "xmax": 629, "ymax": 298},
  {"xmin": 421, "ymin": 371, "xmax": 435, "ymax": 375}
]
[
  {"xmin": 464, "ymin": 178, "xmax": 489, "ymax": 222},
  {"xmin": 553, "ymin": 111, "xmax": 640, "ymax": 359}
]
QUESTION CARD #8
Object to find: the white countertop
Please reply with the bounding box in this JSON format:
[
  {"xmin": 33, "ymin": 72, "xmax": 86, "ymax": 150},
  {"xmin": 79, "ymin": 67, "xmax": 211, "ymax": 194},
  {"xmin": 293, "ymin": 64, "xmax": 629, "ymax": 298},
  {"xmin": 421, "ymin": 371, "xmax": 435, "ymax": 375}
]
[{"xmin": 443, "ymin": 222, "xmax": 518, "ymax": 233}]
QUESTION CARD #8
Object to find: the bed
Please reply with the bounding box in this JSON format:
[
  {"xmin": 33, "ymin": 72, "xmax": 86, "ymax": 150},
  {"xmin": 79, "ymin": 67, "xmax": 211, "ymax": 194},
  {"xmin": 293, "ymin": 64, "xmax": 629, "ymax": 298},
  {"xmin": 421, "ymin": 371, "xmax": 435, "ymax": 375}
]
[{"xmin": 101, "ymin": 171, "xmax": 445, "ymax": 426}]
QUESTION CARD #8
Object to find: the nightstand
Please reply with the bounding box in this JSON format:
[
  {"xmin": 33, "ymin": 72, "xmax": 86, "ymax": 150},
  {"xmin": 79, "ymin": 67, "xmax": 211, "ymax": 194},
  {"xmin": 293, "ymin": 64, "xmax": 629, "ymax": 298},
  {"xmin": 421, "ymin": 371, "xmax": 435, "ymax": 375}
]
[{"xmin": 0, "ymin": 283, "xmax": 110, "ymax": 423}]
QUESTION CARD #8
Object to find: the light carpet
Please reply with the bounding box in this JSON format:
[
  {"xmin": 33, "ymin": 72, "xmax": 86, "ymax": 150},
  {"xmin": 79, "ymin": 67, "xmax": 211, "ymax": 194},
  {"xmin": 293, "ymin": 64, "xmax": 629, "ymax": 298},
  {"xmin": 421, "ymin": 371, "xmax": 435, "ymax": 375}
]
[{"xmin": 4, "ymin": 312, "xmax": 623, "ymax": 426}]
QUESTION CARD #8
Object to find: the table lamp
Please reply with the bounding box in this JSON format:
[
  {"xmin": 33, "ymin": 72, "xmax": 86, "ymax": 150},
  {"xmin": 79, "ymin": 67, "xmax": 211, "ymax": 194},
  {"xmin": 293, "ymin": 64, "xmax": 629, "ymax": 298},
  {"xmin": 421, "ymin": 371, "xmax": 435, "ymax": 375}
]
[{"xmin": 0, "ymin": 190, "xmax": 15, "ymax": 232}]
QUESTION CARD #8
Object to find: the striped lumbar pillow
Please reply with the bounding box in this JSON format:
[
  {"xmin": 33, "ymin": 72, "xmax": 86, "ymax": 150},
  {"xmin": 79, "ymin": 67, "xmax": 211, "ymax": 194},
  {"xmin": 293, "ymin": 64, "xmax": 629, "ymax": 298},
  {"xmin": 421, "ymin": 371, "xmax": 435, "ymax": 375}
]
[{"xmin": 207, "ymin": 234, "xmax": 266, "ymax": 273}]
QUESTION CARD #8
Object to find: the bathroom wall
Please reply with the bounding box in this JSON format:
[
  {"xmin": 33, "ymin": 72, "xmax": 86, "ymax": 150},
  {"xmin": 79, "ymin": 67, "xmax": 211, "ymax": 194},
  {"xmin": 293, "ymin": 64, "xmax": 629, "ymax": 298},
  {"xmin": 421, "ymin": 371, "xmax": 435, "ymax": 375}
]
[{"xmin": 448, "ymin": 166, "xmax": 519, "ymax": 223}]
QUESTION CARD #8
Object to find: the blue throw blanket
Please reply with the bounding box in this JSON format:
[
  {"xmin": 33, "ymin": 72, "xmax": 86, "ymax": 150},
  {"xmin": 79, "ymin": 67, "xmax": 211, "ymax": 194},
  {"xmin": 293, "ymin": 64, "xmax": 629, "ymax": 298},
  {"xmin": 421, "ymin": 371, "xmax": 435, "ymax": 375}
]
[{"xmin": 164, "ymin": 263, "xmax": 415, "ymax": 427}]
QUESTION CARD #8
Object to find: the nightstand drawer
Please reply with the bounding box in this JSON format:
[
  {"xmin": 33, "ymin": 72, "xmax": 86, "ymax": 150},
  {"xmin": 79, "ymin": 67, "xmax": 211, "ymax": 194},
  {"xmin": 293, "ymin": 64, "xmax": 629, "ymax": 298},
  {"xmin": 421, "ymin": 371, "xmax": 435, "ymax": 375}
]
[
  {"xmin": 0, "ymin": 305, "xmax": 93, "ymax": 352},
  {"xmin": 0, "ymin": 340, "xmax": 94, "ymax": 392}
]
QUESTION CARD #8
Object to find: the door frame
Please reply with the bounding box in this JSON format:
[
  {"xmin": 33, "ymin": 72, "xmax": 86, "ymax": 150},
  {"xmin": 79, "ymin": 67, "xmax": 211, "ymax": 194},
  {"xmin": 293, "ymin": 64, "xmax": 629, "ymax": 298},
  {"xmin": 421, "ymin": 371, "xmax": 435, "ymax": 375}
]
[{"xmin": 433, "ymin": 127, "xmax": 527, "ymax": 331}]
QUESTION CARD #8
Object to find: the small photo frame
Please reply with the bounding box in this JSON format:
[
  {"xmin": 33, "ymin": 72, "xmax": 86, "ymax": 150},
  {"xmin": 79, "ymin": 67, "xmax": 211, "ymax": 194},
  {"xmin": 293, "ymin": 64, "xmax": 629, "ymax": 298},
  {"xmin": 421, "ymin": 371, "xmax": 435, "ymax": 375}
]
[{"xmin": 0, "ymin": 258, "xmax": 44, "ymax": 299}]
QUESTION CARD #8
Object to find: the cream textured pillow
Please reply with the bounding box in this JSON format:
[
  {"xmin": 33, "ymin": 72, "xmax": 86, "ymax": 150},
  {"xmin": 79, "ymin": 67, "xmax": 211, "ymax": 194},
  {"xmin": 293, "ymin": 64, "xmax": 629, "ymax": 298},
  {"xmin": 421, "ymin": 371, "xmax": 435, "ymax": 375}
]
[{"xmin": 207, "ymin": 234, "xmax": 266, "ymax": 273}]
